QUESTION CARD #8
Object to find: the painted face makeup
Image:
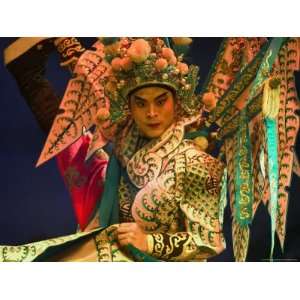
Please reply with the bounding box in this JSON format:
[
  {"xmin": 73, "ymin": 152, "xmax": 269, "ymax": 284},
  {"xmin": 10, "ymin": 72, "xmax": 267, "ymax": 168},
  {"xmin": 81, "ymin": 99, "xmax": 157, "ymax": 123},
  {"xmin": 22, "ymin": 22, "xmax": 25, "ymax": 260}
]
[{"xmin": 130, "ymin": 86, "xmax": 176, "ymax": 139}]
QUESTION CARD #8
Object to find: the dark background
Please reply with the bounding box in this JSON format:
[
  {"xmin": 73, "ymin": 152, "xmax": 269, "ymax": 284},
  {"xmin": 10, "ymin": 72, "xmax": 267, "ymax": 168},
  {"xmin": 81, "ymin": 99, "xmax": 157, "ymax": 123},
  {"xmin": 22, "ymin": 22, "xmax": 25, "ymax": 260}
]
[{"xmin": 0, "ymin": 37, "xmax": 299, "ymax": 261}]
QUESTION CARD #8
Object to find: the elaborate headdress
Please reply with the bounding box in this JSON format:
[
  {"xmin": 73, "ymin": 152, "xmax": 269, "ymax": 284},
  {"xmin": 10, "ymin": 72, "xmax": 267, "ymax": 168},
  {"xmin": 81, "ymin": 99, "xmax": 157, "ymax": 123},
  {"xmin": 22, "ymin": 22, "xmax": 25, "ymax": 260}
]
[{"xmin": 99, "ymin": 37, "xmax": 200, "ymax": 123}]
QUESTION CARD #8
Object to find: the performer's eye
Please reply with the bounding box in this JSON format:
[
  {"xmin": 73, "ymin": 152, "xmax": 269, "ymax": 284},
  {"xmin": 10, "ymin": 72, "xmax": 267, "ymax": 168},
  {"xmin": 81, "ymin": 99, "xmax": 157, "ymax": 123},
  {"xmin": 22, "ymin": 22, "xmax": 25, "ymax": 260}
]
[
  {"xmin": 135, "ymin": 99, "xmax": 146, "ymax": 108},
  {"xmin": 156, "ymin": 97, "xmax": 167, "ymax": 106}
]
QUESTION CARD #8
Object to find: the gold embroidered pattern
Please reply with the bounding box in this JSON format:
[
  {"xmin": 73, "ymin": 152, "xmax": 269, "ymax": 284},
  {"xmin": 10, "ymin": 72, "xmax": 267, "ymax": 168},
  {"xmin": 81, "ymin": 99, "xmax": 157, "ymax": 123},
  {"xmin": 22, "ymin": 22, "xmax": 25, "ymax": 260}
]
[
  {"xmin": 64, "ymin": 166, "xmax": 87, "ymax": 189},
  {"xmin": 55, "ymin": 37, "xmax": 85, "ymax": 70}
]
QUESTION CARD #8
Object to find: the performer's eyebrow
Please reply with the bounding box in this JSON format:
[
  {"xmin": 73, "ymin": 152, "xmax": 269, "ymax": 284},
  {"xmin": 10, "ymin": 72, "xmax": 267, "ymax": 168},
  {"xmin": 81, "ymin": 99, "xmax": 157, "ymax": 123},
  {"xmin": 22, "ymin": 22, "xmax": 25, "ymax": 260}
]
[
  {"xmin": 134, "ymin": 95, "xmax": 147, "ymax": 102},
  {"xmin": 155, "ymin": 92, "xmax": 168, "ymax": 100},
  {"xmin": 134, "ymin": 91, "xmax": 168, "ymax": 102}
]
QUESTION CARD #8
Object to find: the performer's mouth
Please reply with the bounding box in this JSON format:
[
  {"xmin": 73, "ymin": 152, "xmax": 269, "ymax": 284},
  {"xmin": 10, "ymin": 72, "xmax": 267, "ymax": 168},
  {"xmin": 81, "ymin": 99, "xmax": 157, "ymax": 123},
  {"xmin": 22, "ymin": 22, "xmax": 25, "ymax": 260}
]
[{"xmin": 147, "ymin": 123, "xmax": 161, "ymax": 129}]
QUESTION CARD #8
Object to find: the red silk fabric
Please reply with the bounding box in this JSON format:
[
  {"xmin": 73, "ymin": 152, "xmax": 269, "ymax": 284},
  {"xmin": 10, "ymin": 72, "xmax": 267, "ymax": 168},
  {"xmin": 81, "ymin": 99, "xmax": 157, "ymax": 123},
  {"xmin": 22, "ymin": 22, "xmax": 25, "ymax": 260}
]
[{"xmin": 56, "ymin": 135, "xmax": 108, "ymax": 230}]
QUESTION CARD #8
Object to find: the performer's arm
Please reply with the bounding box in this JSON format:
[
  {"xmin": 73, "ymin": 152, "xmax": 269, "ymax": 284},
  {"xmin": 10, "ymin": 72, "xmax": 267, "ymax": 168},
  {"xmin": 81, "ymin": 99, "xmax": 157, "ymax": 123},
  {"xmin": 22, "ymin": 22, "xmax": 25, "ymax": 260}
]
[{"xmin": 4, "ymin": 37, "xmax": 86, "ymax": 133}]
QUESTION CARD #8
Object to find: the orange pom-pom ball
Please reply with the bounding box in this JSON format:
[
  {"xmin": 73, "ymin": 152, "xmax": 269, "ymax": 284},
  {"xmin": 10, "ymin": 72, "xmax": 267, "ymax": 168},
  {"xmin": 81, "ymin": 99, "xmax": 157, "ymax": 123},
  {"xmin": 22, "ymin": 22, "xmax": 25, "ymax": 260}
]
[{"xmin": 155, "ymin": 58, "xmax": 168, "ymax": 71}]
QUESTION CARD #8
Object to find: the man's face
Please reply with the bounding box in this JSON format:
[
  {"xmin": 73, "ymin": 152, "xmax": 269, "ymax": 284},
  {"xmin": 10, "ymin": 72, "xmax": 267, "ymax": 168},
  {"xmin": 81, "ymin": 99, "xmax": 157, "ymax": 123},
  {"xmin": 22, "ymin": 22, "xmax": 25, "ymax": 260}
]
[{"xmin": 129, "ymin": 86, "xmax": 176, "ymax": 139}]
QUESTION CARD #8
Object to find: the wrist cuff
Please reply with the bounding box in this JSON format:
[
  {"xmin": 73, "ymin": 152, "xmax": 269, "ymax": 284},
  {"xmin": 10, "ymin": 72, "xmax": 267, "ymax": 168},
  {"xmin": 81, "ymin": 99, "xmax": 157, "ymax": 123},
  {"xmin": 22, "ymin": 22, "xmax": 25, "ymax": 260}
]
[{"xmin": 146, "ymin": 234, "xmax": 154, "ymax": 254}]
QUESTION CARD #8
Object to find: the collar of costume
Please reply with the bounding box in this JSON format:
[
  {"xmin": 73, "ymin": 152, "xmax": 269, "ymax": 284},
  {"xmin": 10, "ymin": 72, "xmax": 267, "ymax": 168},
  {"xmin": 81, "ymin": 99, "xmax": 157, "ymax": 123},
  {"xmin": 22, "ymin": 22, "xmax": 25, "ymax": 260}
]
[{"xmin": 115, "ymin": 115, "xmax": 200, "ymax": 189}]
